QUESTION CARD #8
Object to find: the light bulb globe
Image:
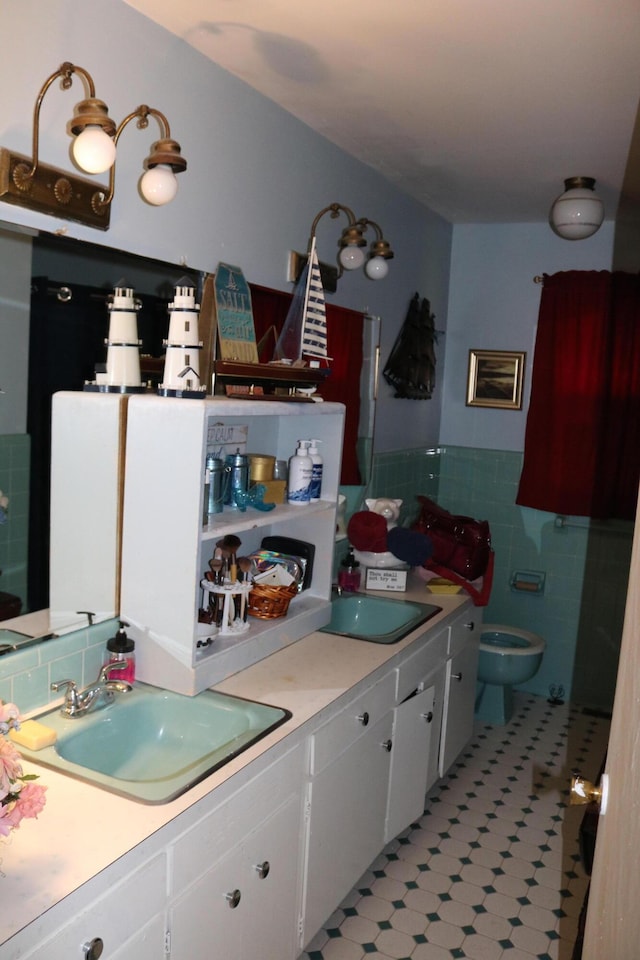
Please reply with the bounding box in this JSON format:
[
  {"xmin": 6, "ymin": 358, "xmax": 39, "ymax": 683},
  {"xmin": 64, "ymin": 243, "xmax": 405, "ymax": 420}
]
[
  {"xmin": 140, "ymin": 165, "xmax": 178, "ymax": 206},
  {"xmin": 72, "ymin": 126, "xmax": 116, "ymax": 174},
  {"xmin": 339, "ymin": 245, "xmax": 366, "ymax": 270},
  {"xmin": 365, "ymin": 256, "xmax": 389, "ymax": 280},
  {"xmin": 550, "ymin": 180, "xmax": 604, "ymax": 240}
]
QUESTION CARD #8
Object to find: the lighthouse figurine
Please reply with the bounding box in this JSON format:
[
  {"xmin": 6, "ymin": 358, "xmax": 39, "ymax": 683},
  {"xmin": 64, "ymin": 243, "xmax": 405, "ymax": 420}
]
[
  {"xmin": 84, "ymin": 283, "xmax": 146, "ymax": 394},
  {"xmin": 157, "ymin": 280, "xmax": 207, "ymax": 399}
]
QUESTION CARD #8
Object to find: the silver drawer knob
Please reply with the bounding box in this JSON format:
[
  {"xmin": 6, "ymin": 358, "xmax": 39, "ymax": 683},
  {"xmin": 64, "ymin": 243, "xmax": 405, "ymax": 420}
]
[
  {"xmin": 83, "ymin": 940, "xmax": 104, "ymax": 960},
  {"xmin": 381, "ymin": 739, "xmax": 392, "ymax": 752},
  {"xmin": 421, "ymin": 711, "xmax": 434, "ymax": 723},
  {"xmin": 356, "ymin": 711, "xmax": 369, "ymax": 726},
  {"xmin": 225, "ymin": 888, "xmax": 241, "ymax": 908},
  {"xmin": 254, "ymin": 860, "xmax": 270, "ymax": 879}
]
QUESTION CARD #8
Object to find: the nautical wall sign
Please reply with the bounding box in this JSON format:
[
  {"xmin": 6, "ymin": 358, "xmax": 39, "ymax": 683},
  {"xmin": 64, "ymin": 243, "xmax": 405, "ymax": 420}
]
[{"xmin": 214, "ymin": 263, "xmax": 259, "ymax": 363}]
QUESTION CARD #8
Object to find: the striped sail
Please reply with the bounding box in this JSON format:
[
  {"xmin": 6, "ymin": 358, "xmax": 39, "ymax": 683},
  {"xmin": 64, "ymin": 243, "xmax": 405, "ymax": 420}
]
[{"xmin": 301, "ymin": 243, "xmax": 328, "ymax": 360}]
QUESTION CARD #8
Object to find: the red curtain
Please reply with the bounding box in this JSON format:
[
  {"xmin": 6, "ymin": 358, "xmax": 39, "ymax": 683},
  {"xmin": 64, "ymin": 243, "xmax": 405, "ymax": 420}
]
[
  {"xmin": 249, "ymin": 283, "xmax": 364, "ymax": 484},
  {"xmin": 516, "ymin": 270, "xmax": 640, "ymax": 520}
]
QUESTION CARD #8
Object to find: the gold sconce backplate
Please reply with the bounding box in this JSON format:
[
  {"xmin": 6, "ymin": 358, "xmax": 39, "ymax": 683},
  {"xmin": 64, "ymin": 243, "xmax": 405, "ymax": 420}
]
[{"xmin": 0, "ymin": 148, "xmax": 111, "ymax": 230}]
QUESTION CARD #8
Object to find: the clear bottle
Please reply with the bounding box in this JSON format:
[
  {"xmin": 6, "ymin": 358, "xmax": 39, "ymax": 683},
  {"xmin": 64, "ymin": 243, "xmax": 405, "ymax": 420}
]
[
  {"xmin": 307, "ymin": 438, "xmax": 323, "ymax": 502},
  {"xmin": 338, "ymin": 546, "xmax": 361, "ymax": 593},
  {"xmin": 104, "ymin": 620, "xmax": 136, "ymax": 683},
  {"xmin": 287, "ymin": 440, "xmax": 313, "ymax": 505}
]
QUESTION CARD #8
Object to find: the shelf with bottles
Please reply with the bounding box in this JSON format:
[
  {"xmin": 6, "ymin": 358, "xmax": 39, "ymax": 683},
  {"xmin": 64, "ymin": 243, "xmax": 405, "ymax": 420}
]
[{"xmin": 120, "ymin": 395, "xmax": 345, "ymax": 694}]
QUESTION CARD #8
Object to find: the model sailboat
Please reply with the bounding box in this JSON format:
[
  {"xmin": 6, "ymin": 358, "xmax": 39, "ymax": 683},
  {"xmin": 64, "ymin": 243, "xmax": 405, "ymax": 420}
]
[{"xmin": 274, "ymin": 236, "xmax": 330, "ymax": 366}]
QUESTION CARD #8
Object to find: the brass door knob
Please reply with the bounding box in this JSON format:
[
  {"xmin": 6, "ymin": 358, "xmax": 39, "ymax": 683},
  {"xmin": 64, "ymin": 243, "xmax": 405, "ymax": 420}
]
[{"xmin": 570, "ymin": 774, "xmax": 609, "ymax": 812}]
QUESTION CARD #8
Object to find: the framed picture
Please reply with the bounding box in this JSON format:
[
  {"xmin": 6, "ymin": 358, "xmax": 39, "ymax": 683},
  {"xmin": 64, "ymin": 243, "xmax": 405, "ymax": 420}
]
[{"xmin": 466, "ymin": 349, "xmax": 526, "ymax": 410}]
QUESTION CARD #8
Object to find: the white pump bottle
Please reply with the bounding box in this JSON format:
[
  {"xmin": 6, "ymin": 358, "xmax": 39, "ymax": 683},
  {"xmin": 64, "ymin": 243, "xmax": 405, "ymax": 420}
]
[{"xmin": 287, "ymin": 440, "xmax": 313, "ymax": 505}]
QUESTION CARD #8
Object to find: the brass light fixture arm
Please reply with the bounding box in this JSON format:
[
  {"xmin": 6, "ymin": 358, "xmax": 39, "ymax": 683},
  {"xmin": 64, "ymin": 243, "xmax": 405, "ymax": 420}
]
[
  {"xmin": 92, "ymin": 105, "xmax": 185, "ymax": 212},
  {"xmin": 355, "ymin": 217, "xmax": 394, "ymax": 260},
  {"xmin": 16, "ymin": 62, "xmax": 97, "ymax": 184},
  {"xmin": 307, "ymin": 202, "xmax": 357, "ymax": 250}
]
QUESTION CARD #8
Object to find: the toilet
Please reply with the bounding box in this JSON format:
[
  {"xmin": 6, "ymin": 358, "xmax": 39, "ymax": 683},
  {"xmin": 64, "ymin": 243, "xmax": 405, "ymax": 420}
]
[{"xmin": 475, "ymin": 624, "xmax": 545, "ymax": 724}]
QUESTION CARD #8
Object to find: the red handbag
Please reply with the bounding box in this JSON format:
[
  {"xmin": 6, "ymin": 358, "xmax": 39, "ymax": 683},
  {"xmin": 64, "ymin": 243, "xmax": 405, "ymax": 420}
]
[{"xmin": 412, "ymin": 496, "xmax": 492, "ymax": 581}]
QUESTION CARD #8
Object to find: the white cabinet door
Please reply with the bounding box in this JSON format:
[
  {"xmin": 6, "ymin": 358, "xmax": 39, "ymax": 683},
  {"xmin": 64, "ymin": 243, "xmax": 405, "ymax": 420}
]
[
  {"xmin": 439, "ymin": 638, "xmax": 480, "ymax": 776},
  {"xmin": 169, "ymin": 792, "xmax": 301, "ymax": 960},
  {"xmin": 15, "ymin": 854, "xmax": 167, "ymax": 960},
  {"xmin": 303, "ymin": 711, "xmax": 393, "ymax": 945},
  {"xmin": 385, "ymin": 684, "xmax": 436, "ymax": 842}
]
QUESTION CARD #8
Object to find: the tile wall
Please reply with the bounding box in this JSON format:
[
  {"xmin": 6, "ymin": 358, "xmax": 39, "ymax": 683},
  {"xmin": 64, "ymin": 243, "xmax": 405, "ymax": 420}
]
[
  {"xmin": 361, "ymin": 445, "xmax": 631, "ymax": 713},
  {"xmin": 0, "ymin": 619, "xmax": 114, "ymax": 715}
]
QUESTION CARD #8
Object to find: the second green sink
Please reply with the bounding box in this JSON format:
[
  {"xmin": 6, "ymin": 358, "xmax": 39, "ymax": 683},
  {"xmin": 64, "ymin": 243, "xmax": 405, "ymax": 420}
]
[{"xmin": 321, "ymin": 593, "xmax": 441, "ymax": 644}]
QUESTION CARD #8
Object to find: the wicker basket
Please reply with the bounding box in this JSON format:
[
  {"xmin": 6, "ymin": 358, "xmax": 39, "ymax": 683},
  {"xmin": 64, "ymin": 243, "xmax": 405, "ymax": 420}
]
[{"xmin": 247, "ymin": 582, "xmax": 298, "ymax": 620}]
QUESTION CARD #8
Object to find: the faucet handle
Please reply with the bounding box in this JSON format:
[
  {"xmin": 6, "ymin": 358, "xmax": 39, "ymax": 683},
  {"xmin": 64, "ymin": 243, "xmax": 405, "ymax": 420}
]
[
  {"xmin": 51, "ymin": 678, "xmax": 79, "ymax": 710},
  {"xmin": 51, "ymin": 678, "xmax": 77, "ymax": 695},
  {"xmin": 97, "ymin": 660, "xmax": 128, "ymax": 684}
]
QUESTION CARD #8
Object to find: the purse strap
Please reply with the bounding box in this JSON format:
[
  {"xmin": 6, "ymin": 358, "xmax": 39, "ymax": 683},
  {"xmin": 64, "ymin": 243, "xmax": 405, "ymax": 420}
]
[{"xmin": 426, "ymin": 549, "xmax": 495, "ymax": 606}]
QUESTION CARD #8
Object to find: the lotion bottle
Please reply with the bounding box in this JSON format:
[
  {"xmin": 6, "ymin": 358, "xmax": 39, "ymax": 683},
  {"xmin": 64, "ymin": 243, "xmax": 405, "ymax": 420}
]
[
  {"xmin": 287, "ymin": 440, "xmax": 312, "ymax": 505},
  {"xmin": 104, "ymin": 620, "xmax": 136, "ymax": 683},
  {"xmin": 308, "ymin": 438, "xmax": 323, "ymax": 501}
]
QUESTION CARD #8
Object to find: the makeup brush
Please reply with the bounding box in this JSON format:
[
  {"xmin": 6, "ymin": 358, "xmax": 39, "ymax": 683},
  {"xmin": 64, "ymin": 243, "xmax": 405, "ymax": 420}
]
[{"xmin": 238, "ymin": 557, "xmax": 253, "ymax": 621}]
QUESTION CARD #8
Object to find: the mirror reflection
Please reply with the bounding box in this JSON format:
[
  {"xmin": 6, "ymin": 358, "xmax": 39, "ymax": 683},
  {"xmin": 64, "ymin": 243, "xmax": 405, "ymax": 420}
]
[{"xmin": 0, "ymin": 225, "xmax": 378, "ymax": 626}]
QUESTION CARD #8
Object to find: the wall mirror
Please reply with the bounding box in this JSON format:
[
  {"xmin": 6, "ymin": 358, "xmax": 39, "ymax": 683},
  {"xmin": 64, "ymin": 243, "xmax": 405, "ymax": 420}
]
[{"xmin": 0, "ymin": 223, "xmax": 378, "ymax": 630}]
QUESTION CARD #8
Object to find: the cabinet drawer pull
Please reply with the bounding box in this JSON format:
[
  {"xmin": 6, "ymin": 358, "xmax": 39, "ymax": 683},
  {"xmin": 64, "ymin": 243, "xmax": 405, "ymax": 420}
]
[
  {"xmin": 381, "ymin": 739, "xmax": 393, "ymax": 752},
  {"xmin": 451, "ymin": 672, "xmax": 463, "ymax": 682},
  {"xmin": 356, "ymin": 711, "xmax": 369, "ymax": 726},
  {"xmin": 254, "ymin": 860, "xmax": 270, "ymax": 879},
  {"xmin": 83, "ymin": 939, "xmax": 104, "ymax": 960},
  {"xmin": 225, "ymin": 888, "xmax": 242, "ymax": 908},
  {"xmin": 421, "ymin": 711, "xmax": 434, "ymax": 723},
  {"xmin": 465, "ymin": 621, "xmax": 475, "ymax": 630}
]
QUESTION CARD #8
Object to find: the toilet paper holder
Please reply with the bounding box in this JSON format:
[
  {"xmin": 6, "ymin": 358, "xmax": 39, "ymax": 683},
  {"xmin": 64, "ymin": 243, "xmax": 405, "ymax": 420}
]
[{"xmin": 510, "ymin": 570, "xmax": 545, "ymax": 594}]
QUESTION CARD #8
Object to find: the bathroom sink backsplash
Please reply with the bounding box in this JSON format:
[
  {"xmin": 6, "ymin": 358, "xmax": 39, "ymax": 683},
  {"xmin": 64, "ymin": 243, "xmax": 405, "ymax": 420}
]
[{"xmin": 0, "ymin": 619, "xmax": 115, "ymax": 714}]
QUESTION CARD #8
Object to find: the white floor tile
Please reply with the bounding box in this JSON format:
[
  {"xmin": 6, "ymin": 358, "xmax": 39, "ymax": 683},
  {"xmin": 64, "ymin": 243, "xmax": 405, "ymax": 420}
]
[{"xmin": 298, "ymin": 694, "xmax": 610, "ymax": 960}]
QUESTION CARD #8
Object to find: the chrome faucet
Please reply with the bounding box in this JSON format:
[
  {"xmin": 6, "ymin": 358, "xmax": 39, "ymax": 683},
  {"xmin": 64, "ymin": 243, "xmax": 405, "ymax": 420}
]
[{"xmin": 51, "ymin": 661, "xmax": 131, "ymax": 718}]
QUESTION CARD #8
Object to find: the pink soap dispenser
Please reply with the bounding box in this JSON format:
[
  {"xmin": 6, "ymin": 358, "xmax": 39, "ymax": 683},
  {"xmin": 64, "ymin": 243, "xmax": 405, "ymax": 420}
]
[
  {"xmin": 338, "ymin": 546, "xmax": 361, "ymax": 593},
  {"xmin": 104, "ymin": 620, "xmax": 136, "ymax": 683}
]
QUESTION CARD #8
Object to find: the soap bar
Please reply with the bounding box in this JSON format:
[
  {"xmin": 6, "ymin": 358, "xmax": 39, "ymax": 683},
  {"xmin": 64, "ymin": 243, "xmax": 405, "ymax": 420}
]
[{"xmin": 9, "ymin": 719, "xmax": 57, "ymax": 750}]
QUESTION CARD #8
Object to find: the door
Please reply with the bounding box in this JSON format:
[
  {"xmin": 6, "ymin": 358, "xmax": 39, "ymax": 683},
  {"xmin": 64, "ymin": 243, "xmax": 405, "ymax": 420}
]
[{"xmin": 582, "ymin": 490, "xmax": 640, "ymax": 956}]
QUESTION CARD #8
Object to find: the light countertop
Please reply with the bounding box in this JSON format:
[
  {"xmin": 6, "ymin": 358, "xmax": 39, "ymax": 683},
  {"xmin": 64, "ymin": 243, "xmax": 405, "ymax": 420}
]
[{"xmin": 1, "ymin": 581, "xmax": 468, "ymax": 946}]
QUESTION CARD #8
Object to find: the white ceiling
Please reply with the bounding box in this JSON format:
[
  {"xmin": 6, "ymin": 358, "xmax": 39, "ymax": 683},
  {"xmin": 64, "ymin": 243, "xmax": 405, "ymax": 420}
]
[{"xmin": 123, "ymin": 0, "xmax": 640, "ymax": 225}]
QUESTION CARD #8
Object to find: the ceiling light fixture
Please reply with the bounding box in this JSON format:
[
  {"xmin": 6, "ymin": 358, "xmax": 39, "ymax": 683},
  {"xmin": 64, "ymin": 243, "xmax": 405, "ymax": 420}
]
[
  {"xmin": 0, "ymin": 62, "xmax": 186, "ymax": 230},
  {"xmin": 550, "ymin": 177, "xmax": 605, "ymax": 241},
  {"xmin": 289, "ymin": 202, "xmax": 394, "ymax": 292}
]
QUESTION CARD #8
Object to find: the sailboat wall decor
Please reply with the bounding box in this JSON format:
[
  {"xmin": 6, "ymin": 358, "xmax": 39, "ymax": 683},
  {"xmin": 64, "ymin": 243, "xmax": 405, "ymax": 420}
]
[{"xmin": 383, "ymin": 292, "xmax": 437, "ymax": 399}]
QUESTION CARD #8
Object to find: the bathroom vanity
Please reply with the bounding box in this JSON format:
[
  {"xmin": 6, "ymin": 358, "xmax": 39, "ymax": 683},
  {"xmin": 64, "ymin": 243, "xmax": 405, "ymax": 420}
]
[
  {"xmin": 1, "ymin": 588, "xmax": 480, "ymax": 959},
  {"xmin": 2, "ymin": 395, "xmax": 480, "ymax": 958}
]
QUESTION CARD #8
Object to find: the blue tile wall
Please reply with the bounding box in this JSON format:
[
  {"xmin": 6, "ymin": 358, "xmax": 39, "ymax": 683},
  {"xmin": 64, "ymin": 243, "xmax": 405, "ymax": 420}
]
[
  {"xmin": 0, "ymin": 619, "xmax": 115, "ymax": 715},
  {"xmin": 435, "ymin": 446, "xmax": 631, "ymax": 710}
]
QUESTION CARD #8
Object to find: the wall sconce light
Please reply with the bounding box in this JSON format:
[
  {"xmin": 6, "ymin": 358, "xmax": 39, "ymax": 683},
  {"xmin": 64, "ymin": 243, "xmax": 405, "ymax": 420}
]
[
  {"xmin": 0, "ymin": 62, "xmax": 187, "ymax": 231},
  {"xmin": 288, "ymin": 202, "xmax": 394, "ymax": 293},
  {"xmin": 550, "ymin": 177, "xmax": 605, "ymax": 240}
]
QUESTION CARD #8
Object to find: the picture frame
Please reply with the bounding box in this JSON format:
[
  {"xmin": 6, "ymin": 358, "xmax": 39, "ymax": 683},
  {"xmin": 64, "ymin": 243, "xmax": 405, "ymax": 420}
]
[{"xmin": 466, "ymin": 349, "xmax": 525, "ymax": 410}]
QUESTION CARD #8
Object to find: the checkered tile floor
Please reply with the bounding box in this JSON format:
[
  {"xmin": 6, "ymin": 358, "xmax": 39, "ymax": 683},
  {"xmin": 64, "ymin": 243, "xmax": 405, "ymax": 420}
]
[{"xmin": 300, "ymin": 693, "xmax": 610, "ymax": 960}]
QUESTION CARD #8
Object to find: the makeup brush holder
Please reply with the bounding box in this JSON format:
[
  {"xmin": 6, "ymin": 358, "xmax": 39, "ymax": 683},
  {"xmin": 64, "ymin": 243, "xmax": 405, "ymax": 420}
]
[{"xmin": 200, "ymin": 580, "xmax": 253, "ymax": 635}]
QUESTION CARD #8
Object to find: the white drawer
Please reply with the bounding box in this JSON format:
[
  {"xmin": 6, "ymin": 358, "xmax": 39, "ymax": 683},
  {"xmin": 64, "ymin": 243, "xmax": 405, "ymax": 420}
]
[
  {"xmin": 395, "ymin": 626, "xmax": 449, "ymax": 702},
  {"xmin": 310, "ymin": 671, "xmax": 396, "ymax": 775},
  {"xmin": 448, "ymin": 606, "xmax": 481, "ymax": 657}
]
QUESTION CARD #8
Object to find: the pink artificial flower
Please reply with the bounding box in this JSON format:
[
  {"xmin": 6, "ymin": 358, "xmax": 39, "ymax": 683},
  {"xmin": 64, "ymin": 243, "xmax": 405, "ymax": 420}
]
[
  {"xmin": 15, "ymin": 782, "xmax": 47, "ymax": 821},
  {"xmin": 0, "ymin": 701, "xmax": 20, "ymax": 733},
  {"xmin": 0, "ymin": 802, "xmax": 17, "ymax": 837},
  {"xmin": 0, "ymin": 739, "xmax": 23, "ymax": 801}
]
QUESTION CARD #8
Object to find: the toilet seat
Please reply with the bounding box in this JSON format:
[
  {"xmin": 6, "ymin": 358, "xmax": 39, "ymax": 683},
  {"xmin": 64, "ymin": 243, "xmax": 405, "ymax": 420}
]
[{"xmin": 480, "ymin": 624, "xmax": 545, "ymax": 656}]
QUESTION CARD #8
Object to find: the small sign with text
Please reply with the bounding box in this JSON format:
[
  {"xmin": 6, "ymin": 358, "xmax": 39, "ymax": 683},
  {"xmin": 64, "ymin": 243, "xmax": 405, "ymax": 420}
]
[{"xmin": 365, "ymin": 568, "xmax": 408, "ymax": 592}]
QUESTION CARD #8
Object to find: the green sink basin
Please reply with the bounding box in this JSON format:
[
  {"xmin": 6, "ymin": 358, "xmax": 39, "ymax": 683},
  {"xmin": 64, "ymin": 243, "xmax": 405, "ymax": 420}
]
[
  {"xmin": 320, "ymin": 593, "xmax": 441, "ymax": 644},
  {"xmin": 19, "ymin": 684, "xmax": 291, "ymax": 804}
]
